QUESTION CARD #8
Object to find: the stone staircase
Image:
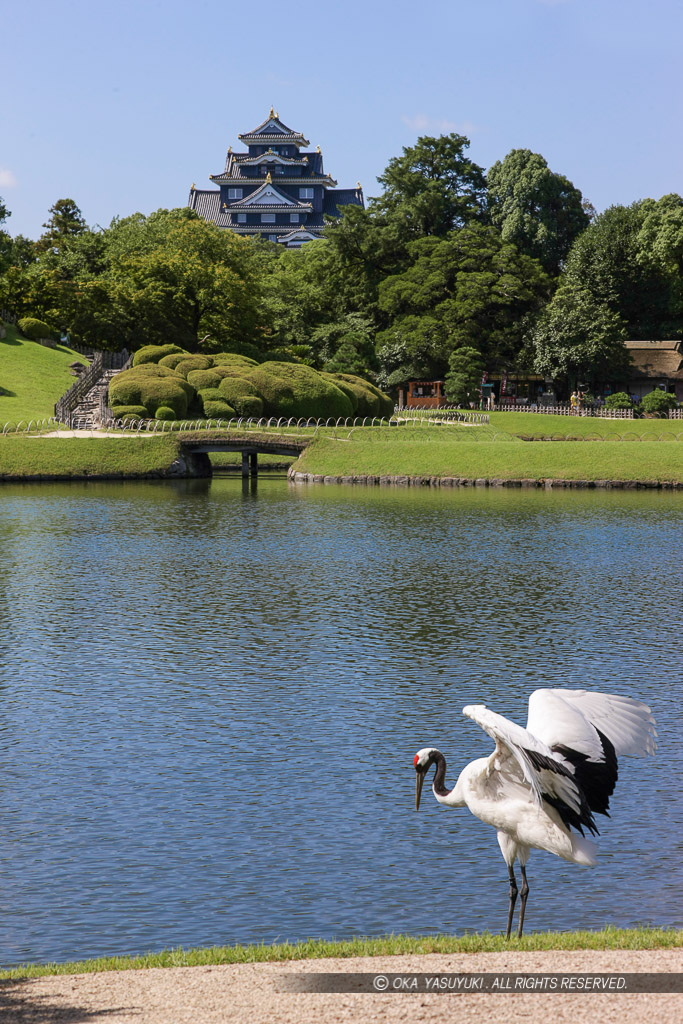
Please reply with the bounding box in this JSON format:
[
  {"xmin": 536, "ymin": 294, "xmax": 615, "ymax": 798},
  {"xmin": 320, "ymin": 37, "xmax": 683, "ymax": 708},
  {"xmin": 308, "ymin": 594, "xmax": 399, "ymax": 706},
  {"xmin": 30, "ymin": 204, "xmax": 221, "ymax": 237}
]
[{"xmin": 69, "ymin": 369, "xmax": 121, "ymax": 429}]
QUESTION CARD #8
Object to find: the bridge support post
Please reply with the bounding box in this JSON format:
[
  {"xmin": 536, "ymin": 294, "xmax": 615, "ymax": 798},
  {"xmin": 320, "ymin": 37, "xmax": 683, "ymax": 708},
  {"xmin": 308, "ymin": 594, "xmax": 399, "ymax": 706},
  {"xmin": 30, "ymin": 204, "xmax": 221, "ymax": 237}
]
[
  {"xmin": 250, "ymin": 452, "xmax": 258, "ymax": 476},
  {"xmin": 241, "ymin": 452, "xmax": 249, "ymax": 478}
]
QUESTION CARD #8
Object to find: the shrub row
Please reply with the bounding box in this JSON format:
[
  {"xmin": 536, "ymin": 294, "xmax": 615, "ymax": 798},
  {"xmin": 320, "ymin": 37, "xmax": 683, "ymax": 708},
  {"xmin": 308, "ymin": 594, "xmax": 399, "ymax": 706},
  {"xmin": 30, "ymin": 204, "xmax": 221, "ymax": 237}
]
[{"xmin": 110, "ymin": 345, "xmax": 393, "ymax": 422}]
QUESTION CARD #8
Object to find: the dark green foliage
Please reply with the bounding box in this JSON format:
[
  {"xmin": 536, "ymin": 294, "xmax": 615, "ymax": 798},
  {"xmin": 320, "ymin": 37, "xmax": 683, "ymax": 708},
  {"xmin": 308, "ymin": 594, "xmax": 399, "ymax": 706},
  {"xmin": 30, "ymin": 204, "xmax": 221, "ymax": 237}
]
[
  {"xmin": 605, "ymin": 392, "xmax": 635, "ymax": 410},
  {"xmin": 187, "ymin": 369, "xmax": 222, "ymax": 390},
  {"xmin": 109, "ymin": 372, "xmax": 190, "ymax": 417},
  {"xmin": 198, "ymin": 388, "xmax": 224, "ymax": 403},
  {"xmin": 243, "ymin": 361, "xmax": 353, "ymax": 419},
  {"xmin": 487, "ymin": 150, "xmax": 590, "ymax": 275},
  {"xmin": 640, "ymin": 389, "xmax": 678, "ymax": 413},
  {"xmin": 174, "ymin": 356, "xmax": 212, "ymax": 377},
  {"xmin": 125, "ymin": 363, "xmax": 182, "ymax": 378},
  {"xmin": 218, "ymin": 377, "xmax": 261, "ymax": 404},
  {"xmin": 211, "ymin": 351, "xmax": 258, "ymax": 366},
  {"xmin": 133, "ymin": 344, "xmax": 186, "ymax": 366},
  {"xmin": 231, "ymin": 395, "xmax": 264, "ymax": 417},
  {"xmin": 375, "ymin": 133, "xmax": 487, "ymax": 237},
  {"xmin": 322, "ymin": 372, "xmax": 394, "ymax": 417},
  {"xmin": 444, "ymin": 346, "xmax": 486, "ymax": 405},
  {"xmin": 212, "ymin": 365, "xmax": 253, "ymax": 381},
  {"xmin": 202, "ymin": 400, "xmax": 236, "ymax": 419},
  {"xmin": 158, "ymin": 352, "xmax": 191, "ymax": 369},
  {"xmin": 110, "ymin": 404, "xmax": 148, "ymax": 420},
  {"xmin": 17, "ymin": 317, "xmax": 55, "ymax": 340},
  {"xmin": 155, "ymin": 406, "xmax": 176, "ymax": 420}
]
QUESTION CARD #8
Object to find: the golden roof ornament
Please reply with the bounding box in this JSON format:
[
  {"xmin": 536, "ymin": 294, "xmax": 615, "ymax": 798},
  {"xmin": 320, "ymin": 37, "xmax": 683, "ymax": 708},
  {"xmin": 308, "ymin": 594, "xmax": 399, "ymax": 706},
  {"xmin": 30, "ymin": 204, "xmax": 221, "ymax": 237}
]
[
  {"xmin": 357, "ymin": 181, "xmax": 362, "ymax": 189},
  {"xmin": 266, "ymin": 171, "xmax": 273, "ymax": 183},
  {"xmin": 228, "ymin": 146, "xmax": 232, "ymax": 153},
  {"xmin": 269, "ymin": 106, "xmax": 275, "ymax": 117},
  {"xmin": 190, "ymin": 183, "xmax": 196, "ymax": 190},
  {"xmin": 316, "ymin": 145, "xmax": 321, "ymax": 153},
  {"xmin": 276, "ymin": 110, "xmax": 279, "ymax": 119}
]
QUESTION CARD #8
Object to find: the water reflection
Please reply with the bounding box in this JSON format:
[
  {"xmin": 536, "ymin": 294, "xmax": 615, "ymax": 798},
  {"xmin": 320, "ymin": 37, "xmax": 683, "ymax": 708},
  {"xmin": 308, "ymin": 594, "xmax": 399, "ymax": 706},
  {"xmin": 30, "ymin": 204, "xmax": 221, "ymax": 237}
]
[{"xmin": 0, "ymin": 479, "xmax": 680, "ymax": 964}]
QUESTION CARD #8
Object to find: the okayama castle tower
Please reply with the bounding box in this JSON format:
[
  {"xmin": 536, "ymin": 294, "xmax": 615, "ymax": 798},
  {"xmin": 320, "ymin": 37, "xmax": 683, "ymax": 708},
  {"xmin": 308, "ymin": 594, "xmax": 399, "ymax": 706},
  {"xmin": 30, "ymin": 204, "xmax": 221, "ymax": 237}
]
[{"xmin": 188, "ymin": 109, "xmax": 364, "ymax": 247}]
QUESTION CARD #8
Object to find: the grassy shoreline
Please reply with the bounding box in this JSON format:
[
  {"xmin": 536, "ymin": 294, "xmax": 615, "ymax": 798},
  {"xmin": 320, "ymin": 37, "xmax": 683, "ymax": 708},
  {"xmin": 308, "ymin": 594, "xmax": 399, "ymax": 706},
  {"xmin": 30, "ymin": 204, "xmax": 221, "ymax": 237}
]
[
  {"xmin": 2, "ymin": 928, "xmax": 681, "ymax": 980},
  {"xmin": 0, "ymin": 422, "xmax": 682, "ymax": 484}
]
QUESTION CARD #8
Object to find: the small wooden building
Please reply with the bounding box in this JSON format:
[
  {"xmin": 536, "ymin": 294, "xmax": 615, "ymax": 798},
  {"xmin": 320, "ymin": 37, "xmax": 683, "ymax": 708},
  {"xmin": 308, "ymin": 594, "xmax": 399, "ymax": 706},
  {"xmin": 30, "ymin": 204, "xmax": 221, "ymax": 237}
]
[
  {"xmin": 403, "ymin": 380, "xmax": 447, "ymax": 408},
  {"xmin": 623, "ymin": 340, "xmax": 683, "ymax": 402}
]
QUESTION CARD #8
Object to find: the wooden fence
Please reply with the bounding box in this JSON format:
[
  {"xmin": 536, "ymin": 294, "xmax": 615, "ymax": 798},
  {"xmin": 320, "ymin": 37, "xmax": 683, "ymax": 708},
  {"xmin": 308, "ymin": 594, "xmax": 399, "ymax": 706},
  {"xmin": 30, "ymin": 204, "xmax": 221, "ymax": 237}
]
[{"xmin": 55, "ymin": 349, "xmax": 129, "ymax": 426}]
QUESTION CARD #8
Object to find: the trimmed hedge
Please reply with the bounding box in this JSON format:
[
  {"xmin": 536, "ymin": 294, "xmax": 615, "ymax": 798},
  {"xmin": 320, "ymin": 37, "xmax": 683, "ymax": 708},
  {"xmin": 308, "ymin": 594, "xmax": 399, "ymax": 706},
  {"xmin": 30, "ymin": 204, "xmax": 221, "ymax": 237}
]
[
  {"xmin": 232, "ymin": 395, "xmax": 263, "ymax": 417},
  {"xmin": 124, "ymin": 364, "xmax": 181, "ymax": 378},
  {"xmin": 211, "ymin": 352, "xmax": 258, "ymax": 366},
  {"xmin": 198, "ymin": 388, "xmax": 224, "ymax": 403},
  {"xmin": 243, "ymin": 361, "xmax": 353, "ymax": 419},
  {"xmin": 155, "ymin": 406, "xmax": 176, "ymax": 421},
  {"xmin": 605, "ymin": 392, "xmax": 635, "ymax": 410},
  {"xmin": 202, "ymin": 400, "xmax": 236, "ymax": 418},
  {"xmin": 18, "ymin": 317, "xmax": 55, "ymax": 341},
  {"xmin": 110, "ymin": 404, "xmax": 148, "ymax": 419},
  {"xmin": 110, "ymin": 375, "xmax": 189, "ymax": 417},
  {"xmin": 174, "ymin": 356, "xmax": 213, "ymax": 377},
  {"xmin": 327, "ymin": 372, "xmax": 394, "ymax": 418},
  {"xmin": 640, "ymin": 389, "xmax": 678, "ymax": 413},
  {"xmin": 187, "ymin": 369, "xmax": 222, "ymax": 390},
  {"xmin": 158, "ymin": 352, "xmax": 191, "ymax": 369},
  {"xmin": 218, "ymin": 377, "xmax": 261, "ymax": 403},
  {"xmin": 132, "ymin": 345, "xmax": 186, "ymax": 366}
]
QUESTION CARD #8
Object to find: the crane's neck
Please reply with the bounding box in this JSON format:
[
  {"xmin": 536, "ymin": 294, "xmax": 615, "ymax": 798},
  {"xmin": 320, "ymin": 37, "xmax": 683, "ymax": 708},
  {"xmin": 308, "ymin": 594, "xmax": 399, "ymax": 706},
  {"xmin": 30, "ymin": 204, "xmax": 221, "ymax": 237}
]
[{"xmin": 432, "ymin": 751, "xmax": 467, "ymax": 808}]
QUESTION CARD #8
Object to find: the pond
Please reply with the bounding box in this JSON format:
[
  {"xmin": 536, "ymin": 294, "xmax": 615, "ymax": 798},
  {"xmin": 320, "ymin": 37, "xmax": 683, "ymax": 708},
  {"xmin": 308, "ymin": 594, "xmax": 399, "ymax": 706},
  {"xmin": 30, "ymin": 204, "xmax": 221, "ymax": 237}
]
[{"xmin": 0, "ymin": 478, "xmax": 681, "ymax": 965}]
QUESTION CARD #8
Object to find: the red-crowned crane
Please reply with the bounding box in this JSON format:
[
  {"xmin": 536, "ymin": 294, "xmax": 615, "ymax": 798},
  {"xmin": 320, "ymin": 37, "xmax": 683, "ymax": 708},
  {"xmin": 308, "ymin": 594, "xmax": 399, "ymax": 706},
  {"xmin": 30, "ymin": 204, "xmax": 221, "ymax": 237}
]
[{"xmin": 414, "ymin": 688, "xmax": 657, "ymax": 938}]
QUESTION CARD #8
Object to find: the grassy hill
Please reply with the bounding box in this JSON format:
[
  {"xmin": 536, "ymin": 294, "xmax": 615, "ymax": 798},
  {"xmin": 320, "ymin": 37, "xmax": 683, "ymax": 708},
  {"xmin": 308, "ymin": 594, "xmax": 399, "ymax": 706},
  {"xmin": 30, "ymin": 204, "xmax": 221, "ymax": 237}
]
[{"xmin": 0, "ymin": 322, "xmax": 89, "ymax": 424}]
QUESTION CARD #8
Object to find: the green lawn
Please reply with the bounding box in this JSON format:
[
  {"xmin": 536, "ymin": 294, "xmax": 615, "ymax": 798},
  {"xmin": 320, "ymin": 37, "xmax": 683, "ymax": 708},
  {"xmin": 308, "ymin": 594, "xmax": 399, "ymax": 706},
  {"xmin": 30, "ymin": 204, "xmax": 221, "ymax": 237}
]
[
  {"xmin": 1, "ymin": 927, "xmax": 680, "ymax": 979},
  {"xmin": 0, "ymin": 435, "xmax": 181, "ymax": 478},
  {"xmin": 0, "ymin": 322, "xmax": 88, "ymax": 423},
  {"xmin": 294, "ymin": 427, "xmax": 683, "ymax": 483}
]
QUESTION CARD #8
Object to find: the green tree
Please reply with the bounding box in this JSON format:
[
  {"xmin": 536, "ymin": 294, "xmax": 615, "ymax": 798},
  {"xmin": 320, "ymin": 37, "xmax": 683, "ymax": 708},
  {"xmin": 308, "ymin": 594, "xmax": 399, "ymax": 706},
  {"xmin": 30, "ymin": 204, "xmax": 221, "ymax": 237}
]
[
  {"xmin": 374, "ymin": 133, "xmax": 487, "ymax": 238},
  {"xmin": 487, "ymin": 149, "xmax": 590, "ymax": 275},
  {"xmin": 444, "ymin": 346, "xmax": 486, "ymax": 404},
  {"xmin": 376, "ymin": 224, "xmax": 550, "ymax": 379},
  {"xmin": 531, "ymin": 280, "xmax": 631, "ymax": 389},
  {"xmin": 35, "ymin": 198, "xmax": 87, "ymax": 255}
]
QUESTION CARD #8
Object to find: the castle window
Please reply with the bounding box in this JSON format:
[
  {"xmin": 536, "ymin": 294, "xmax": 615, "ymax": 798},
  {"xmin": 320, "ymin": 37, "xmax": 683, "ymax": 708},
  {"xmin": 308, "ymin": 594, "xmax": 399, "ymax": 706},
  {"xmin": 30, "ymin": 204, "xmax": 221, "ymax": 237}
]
[
  {"xmin": 228, "ymin": 188, "xmax": 243, "ymax": 199},
  {"xmin": 299, "ymin": 188, "xmax": 314, "ymax": 200},
  {"xmin": 237, "ymin": 213, "xmax": 246, "ymax": 224},
  {"xmin": 261, "ymin": 214, "xmax": 276, "ymax": 223},
  {"xmin": 269, "ymin": 235, "xmax": 277, "ymax": 242},
  {"xmin": 290, "ymin": 213, "xmax": 300, "ymax": 223}
]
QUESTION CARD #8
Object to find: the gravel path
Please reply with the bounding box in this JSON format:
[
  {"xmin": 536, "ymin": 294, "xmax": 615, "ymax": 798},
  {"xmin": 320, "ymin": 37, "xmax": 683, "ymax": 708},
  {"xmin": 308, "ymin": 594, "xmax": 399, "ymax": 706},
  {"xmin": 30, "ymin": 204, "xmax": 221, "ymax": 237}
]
[{"xmin": 2, "ymin": 949, "xmax": 681, "ymax": 1023}]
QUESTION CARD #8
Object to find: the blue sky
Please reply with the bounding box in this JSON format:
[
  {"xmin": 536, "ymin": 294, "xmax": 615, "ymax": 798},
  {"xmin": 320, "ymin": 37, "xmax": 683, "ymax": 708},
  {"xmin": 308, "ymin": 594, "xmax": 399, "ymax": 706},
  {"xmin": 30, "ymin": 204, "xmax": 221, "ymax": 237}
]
[{"xmin": 2, "ymin": 0, "xmax": 682, "ymax": 239}]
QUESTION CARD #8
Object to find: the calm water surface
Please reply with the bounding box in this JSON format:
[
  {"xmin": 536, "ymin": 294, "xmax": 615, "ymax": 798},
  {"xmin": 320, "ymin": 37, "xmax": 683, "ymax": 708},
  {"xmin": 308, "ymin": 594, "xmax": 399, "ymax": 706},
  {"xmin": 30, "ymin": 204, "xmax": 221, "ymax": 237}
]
[{"xmin": 0, "ymin": 478, "xmax": 681, "ymax": 964}]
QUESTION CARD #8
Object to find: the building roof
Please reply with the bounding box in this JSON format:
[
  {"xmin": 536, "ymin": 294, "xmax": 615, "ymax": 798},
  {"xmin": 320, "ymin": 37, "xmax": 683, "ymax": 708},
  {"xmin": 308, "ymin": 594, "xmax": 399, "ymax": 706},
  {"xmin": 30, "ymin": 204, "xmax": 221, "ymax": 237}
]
[
  {"xmin": 324, "ymin": 187, "xmax": 365, "ymax": 215},
  {"xmin": 624, "ymin": 340, "xmax": 683, "ymax": 380},
  {"xmin": 238, "ymin": 109, "xmax": 309, "ymax": 146}
]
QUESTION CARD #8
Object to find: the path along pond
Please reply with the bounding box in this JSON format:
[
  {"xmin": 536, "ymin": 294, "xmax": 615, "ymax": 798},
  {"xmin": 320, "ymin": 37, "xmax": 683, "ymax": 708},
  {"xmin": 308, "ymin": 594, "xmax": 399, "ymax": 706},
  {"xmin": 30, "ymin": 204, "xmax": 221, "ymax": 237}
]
[{"xmin": 0, "ymin": 477, "xmax": 681, "ymax": 965}]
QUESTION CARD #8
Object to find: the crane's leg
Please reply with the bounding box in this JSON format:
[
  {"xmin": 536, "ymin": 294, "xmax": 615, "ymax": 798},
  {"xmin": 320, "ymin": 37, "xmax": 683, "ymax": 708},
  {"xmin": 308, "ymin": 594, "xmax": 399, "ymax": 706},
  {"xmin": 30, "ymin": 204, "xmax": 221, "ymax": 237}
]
[
  {"xmin": 517, "ymin": 864, "xmax": 530, "ymax": 938},
  {"xmin": 506, "ymin": 863, "xmax": 518, "ymax": 939}
]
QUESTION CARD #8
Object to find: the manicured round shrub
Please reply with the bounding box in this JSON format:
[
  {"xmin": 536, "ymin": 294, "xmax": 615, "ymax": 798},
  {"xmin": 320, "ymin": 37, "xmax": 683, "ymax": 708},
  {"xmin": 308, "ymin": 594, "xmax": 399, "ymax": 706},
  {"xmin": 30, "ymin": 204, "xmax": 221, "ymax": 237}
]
[
  {"xmin": 202, "ymin": 400, "xmax": 236, "ymax": 419},
  {"xmin": 158, "ymin": 351, "xmax": 191, "ymax": 369},
  {"xmin": 605, "ymin": 392, "xmax": 634, "ymax": 410},
  {"xmin": 110, "ymin": 372, "xmax": 189, "ymax": 417},
  {"xmin": 640, "ymin": 389, "xmax": 678, "ymax": 414},
  {"xmin": 242, "ymin": 361, "xmax": 353, "ymax": 419},
  {"xmin": 328, "ymin": 373, "xmax": 394, "ymax": 418},
  {"xmin": 132, "ymin": 344, "xmax": 186, "ymax": 366},
  {"xmin": 110, "ymin": 404, "xmax": 148, "ymax": 420},
  {"xmin": 232, "ymin": 395, "xmax": 264, "ymax": 417},
  {"xmin": 174, "ymin": 356, "xmax": 213, "ymax": 377},
  {"xmin": 18, "ymin": 316, "xmax": 55, "ymax": 341},
  {"xmin": 187, "ymin": 369, "xmax": 222, "ymax": 390},
  {"xmin": 211, "ymin": 351, "xmax": 258, "ymax": 366},
  {"xmin": 198, "ymin": 388, "xmax": 224, "ymax": 404},
  {"xmin": 155, "ymin": 406, "xmax": 176, "ymax": 420},
  {"xmin": 218, "ymin": 377, "xmax": 262, "ymax": 404},
  {"xmin": 125, "ymin": 363, "xmax": 182, "ymax": 378},
  {"xmin": 212, "ymin": 366, "xmax": 255, "ymax": 381}
]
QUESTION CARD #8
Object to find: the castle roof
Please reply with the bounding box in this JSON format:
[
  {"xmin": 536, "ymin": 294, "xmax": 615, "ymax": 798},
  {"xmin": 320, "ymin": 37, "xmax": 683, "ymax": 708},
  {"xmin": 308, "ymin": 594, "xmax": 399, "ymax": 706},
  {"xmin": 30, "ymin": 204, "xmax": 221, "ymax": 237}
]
[{"xmin": 238, "ymin": 109, "xmax": 309, "ymax": 147}]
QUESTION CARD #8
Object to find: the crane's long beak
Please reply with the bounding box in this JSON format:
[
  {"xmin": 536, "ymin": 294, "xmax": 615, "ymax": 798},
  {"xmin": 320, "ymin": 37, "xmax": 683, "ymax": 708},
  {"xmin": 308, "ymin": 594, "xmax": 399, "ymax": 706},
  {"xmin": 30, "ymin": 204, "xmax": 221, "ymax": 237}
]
[{"xmin": 415, "ymin": 770, "xmax": 424, "ymax": 811}]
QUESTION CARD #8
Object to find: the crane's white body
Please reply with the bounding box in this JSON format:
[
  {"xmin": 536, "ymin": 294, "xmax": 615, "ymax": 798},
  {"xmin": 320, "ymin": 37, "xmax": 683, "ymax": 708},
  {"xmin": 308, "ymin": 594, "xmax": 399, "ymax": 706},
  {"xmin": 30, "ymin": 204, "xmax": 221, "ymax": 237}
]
[{"xmin": 416, "ymin": 687, "xmax": 656, "ymax": 868}]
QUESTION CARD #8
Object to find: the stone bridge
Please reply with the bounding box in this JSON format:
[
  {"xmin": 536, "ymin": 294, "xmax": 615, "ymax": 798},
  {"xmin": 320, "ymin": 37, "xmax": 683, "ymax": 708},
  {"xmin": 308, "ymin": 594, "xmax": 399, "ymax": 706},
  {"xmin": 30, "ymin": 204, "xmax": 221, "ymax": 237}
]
[{"xmin": 175, "ymin": 435, "xmax": 309, "ymax": 477}]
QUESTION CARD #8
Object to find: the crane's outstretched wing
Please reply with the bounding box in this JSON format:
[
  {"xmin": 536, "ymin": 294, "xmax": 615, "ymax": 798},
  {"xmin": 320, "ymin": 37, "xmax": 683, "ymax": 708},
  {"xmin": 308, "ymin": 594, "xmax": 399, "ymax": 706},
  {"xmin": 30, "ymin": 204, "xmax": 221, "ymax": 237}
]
[
  {"xmin": 523, "ymin": 688, "xmax": 656, "ymax": 819},
  {"xmin": 526, "ymin": 689, "xmax": 657, "ymax": 758},
  {"xmin": 462, "ymin": 704, "xmax": 599, "ymax": 836}
]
